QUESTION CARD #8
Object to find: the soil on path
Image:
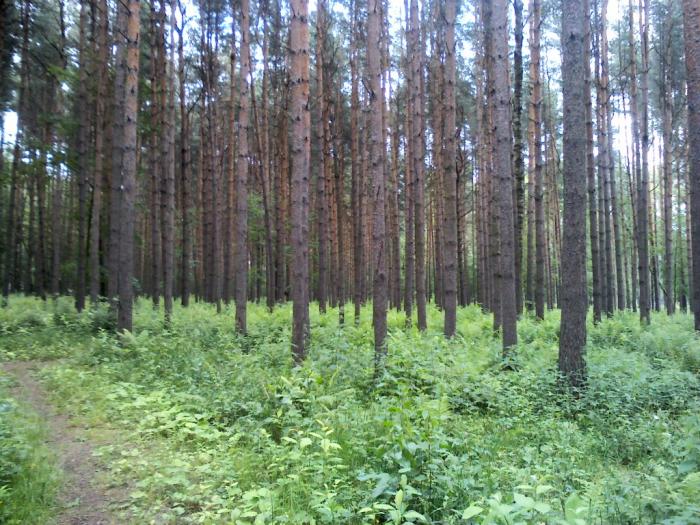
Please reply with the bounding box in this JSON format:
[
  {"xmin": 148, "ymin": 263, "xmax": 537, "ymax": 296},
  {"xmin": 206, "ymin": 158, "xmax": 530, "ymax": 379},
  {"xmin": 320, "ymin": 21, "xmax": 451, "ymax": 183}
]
[{"xmin": 2, "ymin": 360, "xmax": 127, "ymax": 525}]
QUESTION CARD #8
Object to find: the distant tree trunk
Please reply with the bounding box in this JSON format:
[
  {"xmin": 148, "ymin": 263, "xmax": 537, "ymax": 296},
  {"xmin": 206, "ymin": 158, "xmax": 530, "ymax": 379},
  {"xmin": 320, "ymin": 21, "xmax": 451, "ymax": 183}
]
[
  {"xmin": 177, "ymin": 0, "xmax": 191, "ymax": 307},
  {"xmin": 595, "ymin": 0, "xmax": 614, "ymax": 315},
  {"xmin": 677, "ymin": 160, "xmax": 688, "ymax": 311},
  {"xmin": 368, "ymin": 0, "xmax": 387, "ymax": 368},
  {"xmin": 410, "ymin": 0, "xmax": 427, "ymax": 331},
  {"xmin": 662, "ymin": 12, "xmax": 674, "ymax": 314},
  {"xmin": 389, "ymin": 80, "xmax": 402, "ymax": 311},
  {"xmin": 491, "ymin": 0, "xmax": 517, "ymax": 351},
  {"xmin": 585, "ymin": 0, "xmax": 601, "ymax": 323},
  {"xmin": 525, "ymin": 0, "xmax": 540, "ymax": 312},
  {"xmin": 559, "ymin": 0, "xmax": 587, "ymax": 389},
  {"xmin": 528, "ymin": 0, "xmax": 545, "ymax": 320},
  {"xmin": 162, "ymin": 0, "xmax": 176, "ymax": 325},
  {"xmin": 150, "ymin": 6, "xmax": 162, "ymax": 308},
  {"xmin": 315, "ymin": 0, "xmax": 328, "ymax": 314},
  {"xmin": 290, "ymin": 0, "xmax": 311, "ymax": 361},
  {"xmin": 403, "ymin": 21, "xmax": 415, "ymax": 323},
  {"xmin": 90, "ymin": 0, "xmax": 109, "ymax": 305},
  {"xmin": 513, "ymin": 0, "xmax": 525, "ymax": 315},
  {"xmin": 684, "ymin": 0, "xmax": 700, "ymax": 330},
  {"xmin": 75, "ymin": 0, "xmax": 89, "ymax": 312},
  {"xmin": 235, "ymin": 0, "xmax": 251, "ymax": 334},
  {"xmin": 335, "ymin": 94, "xmax": 346, "ymax": 325},
  {"xmin": 224, "ymin": 14, "xmax": 236, "ymax": 306},
  {"xmin": 350, "ymin": 0, "xmax": 362, "ymax": 323},
  {"xmin": 442, "ymin": 0, "xmax": 458, "ymax": 336},
  {"xmin": 633, "ymin": 0, "xmax": 651, "ymax": 324}
]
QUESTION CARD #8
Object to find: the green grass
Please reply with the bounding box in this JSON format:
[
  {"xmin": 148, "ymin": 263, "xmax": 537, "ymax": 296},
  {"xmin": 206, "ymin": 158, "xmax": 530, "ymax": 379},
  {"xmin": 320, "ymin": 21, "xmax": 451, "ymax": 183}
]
[
  {"xmin": 1, "ymin": 295, "xmax": 700, "ymax": 523},
  {"xmin": 0, "ymin": 372, "xmax": 59, "ymax": 524}
]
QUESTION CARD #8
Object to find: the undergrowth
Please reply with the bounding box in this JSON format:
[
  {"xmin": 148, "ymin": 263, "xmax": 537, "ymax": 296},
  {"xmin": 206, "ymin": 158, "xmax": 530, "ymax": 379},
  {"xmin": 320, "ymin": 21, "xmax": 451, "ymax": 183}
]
[
  {"xmin": 0, "ymin": 371, "xmax": 58, "ymax": 524},
  {"xmin": 1, "ymin": 294, "xmax": 700, "ymax": 523}
]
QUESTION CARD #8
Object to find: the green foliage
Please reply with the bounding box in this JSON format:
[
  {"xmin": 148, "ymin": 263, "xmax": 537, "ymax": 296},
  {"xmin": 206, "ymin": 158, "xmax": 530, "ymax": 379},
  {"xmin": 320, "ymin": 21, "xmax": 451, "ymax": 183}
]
[
  {"xmin": 0, "ymin": 374, "xmax": 58, "ymax": 524},
  {"xmin": 2, "ymin": 296, "xmax": 700, "ymax": 523}
]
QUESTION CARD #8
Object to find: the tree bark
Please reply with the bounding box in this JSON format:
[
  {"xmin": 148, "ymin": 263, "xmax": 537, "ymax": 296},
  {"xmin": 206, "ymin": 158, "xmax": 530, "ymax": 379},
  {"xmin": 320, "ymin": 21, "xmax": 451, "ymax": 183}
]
[
  {"xmin": 410, "ymin": 0, "xmax": 427, "ymax": 331},
  {"xmin": 490, "ymin": 0, "xmax": 517, "ymax": 351},
  {"xmin": 113, "ymin": 0, "xmax": 141, "ymax": 332},
  {"xmin": 368, "ymin": 0, "xmax": 387, "ymax": 368},
  {"xmin": 684, "ymin": 0, "xmax": 700, "ymax": 329},
  {"xmin": 235, "ymin": 0, "xmax": 251, "ymax": 333},
  {"xmin": 290, "ymin": 0, "xmax": 311, "ymax": 361},
  {"xmin": 559, "ymin": 0, "xmax": 588, "ymax": 389}
]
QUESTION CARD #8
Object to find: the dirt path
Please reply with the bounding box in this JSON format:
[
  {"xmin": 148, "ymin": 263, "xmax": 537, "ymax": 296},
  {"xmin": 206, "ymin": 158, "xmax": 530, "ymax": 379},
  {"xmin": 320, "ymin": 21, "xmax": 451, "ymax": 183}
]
[{"xmin": 2, "ymin": 360, "xmax": 126, "ymax": 525}]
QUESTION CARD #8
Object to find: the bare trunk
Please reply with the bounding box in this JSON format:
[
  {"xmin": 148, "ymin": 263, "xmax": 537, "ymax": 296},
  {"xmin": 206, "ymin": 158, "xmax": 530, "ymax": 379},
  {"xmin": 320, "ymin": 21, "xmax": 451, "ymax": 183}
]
[
  {"xmin": 290, "ymin": 0, "xmax": 311, "ymax": 361},
  {"xmin": 559, "ymin": 0, "xmax": 588, "ymax": 388},
  {"xmin": 235, "ymin": 0, "xmax": 251, "ymax": 333}
]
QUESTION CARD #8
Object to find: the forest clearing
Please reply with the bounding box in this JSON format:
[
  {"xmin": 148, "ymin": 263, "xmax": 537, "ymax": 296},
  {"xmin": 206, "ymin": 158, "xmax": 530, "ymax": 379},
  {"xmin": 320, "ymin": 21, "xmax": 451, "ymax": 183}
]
[{"xmin": 1, "ymin": 0, "xmax": 700, "ymax": 522}]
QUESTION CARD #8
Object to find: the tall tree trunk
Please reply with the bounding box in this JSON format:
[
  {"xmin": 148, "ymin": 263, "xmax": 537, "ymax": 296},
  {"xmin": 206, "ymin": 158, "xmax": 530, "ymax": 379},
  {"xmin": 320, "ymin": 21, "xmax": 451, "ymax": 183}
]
[
  {"xmin": 177, "ymin": 0, "xmax": 192, "ymax": 307},
  {"xmin": 585, "ymin": 0, "xmax": 601, "ymax": 322},
  {"xmin": 686, "ymin": 0, "xmax": 700, "ymax": 329},
  {"xmin": 150, "ymin": 6, "xmax": 163, "ymax": 307},
  {"xmin": 403, "ymin": 28, "xmax": 415, "ymax": 323},
  {"xmin": 113, "ymin": 0, "xmax": 141, "ymax": 332},
  {"xmin": 290, "ymin": 0, "xmax": 311, "ymax": 361},
  {"xmin": 162, "ymin": 0, "xmax": 176, "ymax": 324},
  {"xmin": 90, "ymin": 0, "xmax": 109, "ymax": 305},
  {"xmin": 410, "ymin": 0, "xmax": 427, "ymax": 331},
  {"xmin": 662, "ymin": 11, "xmax": 675, "ymax": 314},
  {"xmin": 224, "ymin": 13, "xmax": 236, "ymax": 306},
  {"xmin": 75, "ymin": 0, "xmax": 89, "ymax": 311},
  {"xmin": 525, "ymin": 0, "xmax": 540, "ymax": 312},
  {"xmin": 513, "ymin": 0, "xmax": 525, "ymax": 315},
  {"xmin": 491, "ymin": 0, "xmax": 517, "ymax": 351},
  {"xmin": 350, "ymin": 0, "xmax": 363, "ymax": 323},
  {"xmin": 108, "ymin": 0, "xmax": 127, "ymax": 309},
  {"xmin": 235, "ymin": 0, "xmax": 251, "ymax": 333},
  {"xmin": 559, "ymin": 0, "xmax": 588, "ymax": 388},
  {"xmin": 633, "ymin": 0, "xmax": 651, "ymax": 324},
  {"xmin": 315, "ymin": 0, "xmax": 328, "ymax": 314},
  {"xmin": 443, "ymin": 0, "xmax": 458, "ymax": 336},
  {"xmin": 368, "ymin": 0, "xmax": 387, "ymax": 368}
]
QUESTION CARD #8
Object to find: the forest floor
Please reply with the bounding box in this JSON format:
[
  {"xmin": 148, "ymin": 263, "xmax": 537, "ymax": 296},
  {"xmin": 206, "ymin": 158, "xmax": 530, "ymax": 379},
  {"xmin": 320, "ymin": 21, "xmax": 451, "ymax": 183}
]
[
  {"xmin": 1, "ymin": 295, "xmax": 700, "ymax": 524},
  {"xmin": 2, "ymin": 359, "xmax": 127, "ymax": 524}
]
